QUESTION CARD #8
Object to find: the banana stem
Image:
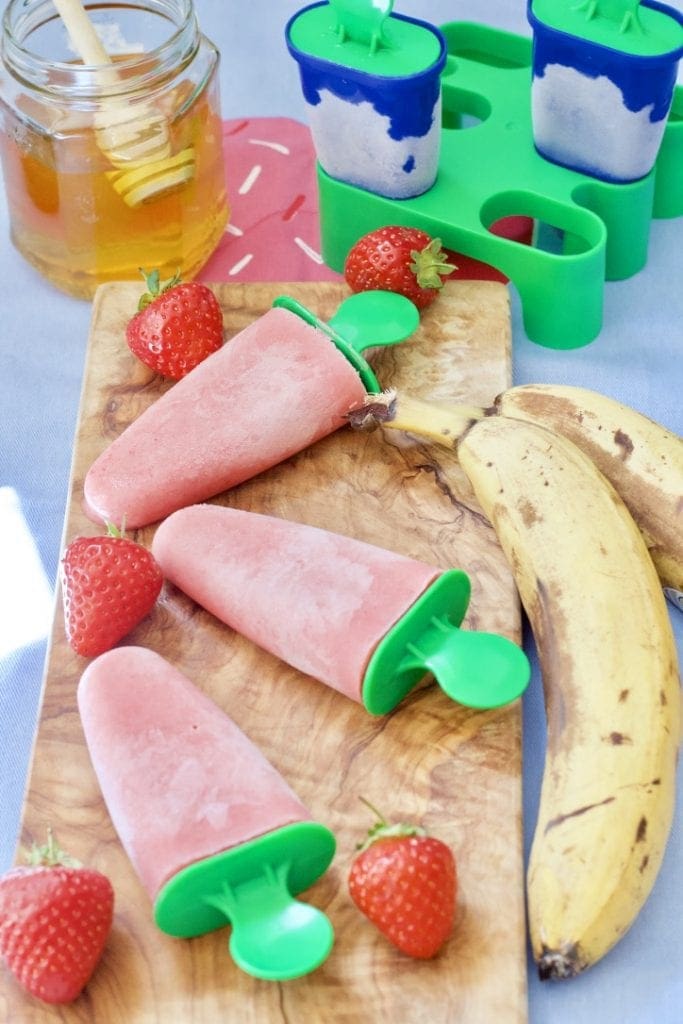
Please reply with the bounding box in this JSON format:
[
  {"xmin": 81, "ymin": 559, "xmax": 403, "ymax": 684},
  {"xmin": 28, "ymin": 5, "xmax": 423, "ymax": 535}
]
[{"xmin": 346, "ymin": 389, "xmax": 487, "ymax": 449}]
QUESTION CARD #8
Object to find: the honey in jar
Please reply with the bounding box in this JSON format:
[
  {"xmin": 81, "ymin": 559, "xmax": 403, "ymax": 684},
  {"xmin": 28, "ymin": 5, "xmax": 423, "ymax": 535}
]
[{"xmin": 0, "ymin": 0, "xmax": 229, "ymax": 298}]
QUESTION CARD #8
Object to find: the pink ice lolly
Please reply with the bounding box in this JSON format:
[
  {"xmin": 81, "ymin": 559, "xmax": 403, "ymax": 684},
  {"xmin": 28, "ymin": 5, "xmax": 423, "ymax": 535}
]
[
  {"xmin": 78, "ymin": 646, "xmax": 336, "ymax": 979},
  {"xmin": 83, "ymin": 305, "xmax": 367, "ymax": 529},
  {"xmin": 153, "ymin": 505, "xmax": 531, "ymax": 714},
  {"xmin": 153, "ymin": 505, "xmax": 443, "ymax": 703}
]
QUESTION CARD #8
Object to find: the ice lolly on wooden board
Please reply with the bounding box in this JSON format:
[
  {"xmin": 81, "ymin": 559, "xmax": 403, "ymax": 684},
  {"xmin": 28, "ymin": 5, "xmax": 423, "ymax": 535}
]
[
  {"xmin": 6, "ymin": 280, "xmax": 527, "ymax": 1023},
  {"xmin": 153, "ymin": 505, "xmax": 530, "ymax": 713},
  {"xmin": 83, "ymin": 304, "xmax": 366, "ymax": 527},
  {"xmin": 78, "ymin": 646, "xmax": 336, "ymax": 981},
  {"xmin": 83, "ymin": 292, "xmax": 419, "ymax": 528}
]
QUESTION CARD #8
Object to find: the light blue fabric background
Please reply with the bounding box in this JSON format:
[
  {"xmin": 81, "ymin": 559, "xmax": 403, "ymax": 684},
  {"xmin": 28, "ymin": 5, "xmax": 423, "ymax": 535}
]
[{"xmin": 0, "ymin": 1, "xmax": 681, "ymax": 1020}]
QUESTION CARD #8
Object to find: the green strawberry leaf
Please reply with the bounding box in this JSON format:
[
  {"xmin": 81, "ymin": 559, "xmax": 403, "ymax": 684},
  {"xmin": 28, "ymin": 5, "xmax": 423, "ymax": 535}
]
[
  {"xmin": 137, "ymin": 267, "xmax": 182, "ymax": 311},
  {"xmin": 409, "ymin": 238, "xmax": 455, "ymax": 291}
]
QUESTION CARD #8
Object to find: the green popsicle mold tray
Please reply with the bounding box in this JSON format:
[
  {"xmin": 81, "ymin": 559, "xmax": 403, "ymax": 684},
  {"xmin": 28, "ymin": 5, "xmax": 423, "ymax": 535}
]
[{"xmin": 317, "ymin": 20, "xmax": 683, "ymax": 349}]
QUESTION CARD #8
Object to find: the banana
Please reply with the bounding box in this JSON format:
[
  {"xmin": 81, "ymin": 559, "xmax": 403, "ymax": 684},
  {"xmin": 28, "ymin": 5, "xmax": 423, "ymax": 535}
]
[
  {"xmin": 494, "ymin": 384, "xmax": 683, "ymax": 597},
  {"xmin": 349, "ymin": 397, "xmax": 681, "ymax": 977},
  {"xmin": 348, "ymin": 386, "xmax": 683, "ymax": 598},
  {"xmin": 457, "ymin": 417, "xmax": 680, "ymax": 979}
]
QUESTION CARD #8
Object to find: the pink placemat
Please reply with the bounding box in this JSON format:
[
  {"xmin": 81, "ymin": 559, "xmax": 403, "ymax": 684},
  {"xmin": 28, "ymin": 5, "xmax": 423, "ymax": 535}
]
[{"xmin": 199, "ymin": 117, "xmax": 531, "ymax": 285}]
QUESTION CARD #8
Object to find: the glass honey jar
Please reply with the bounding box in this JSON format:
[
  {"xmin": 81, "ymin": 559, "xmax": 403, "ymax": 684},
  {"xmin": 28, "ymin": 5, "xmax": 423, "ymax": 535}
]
[{"xmin": 0, "ymin": 0, "xmax": 229, "ymax": 298}]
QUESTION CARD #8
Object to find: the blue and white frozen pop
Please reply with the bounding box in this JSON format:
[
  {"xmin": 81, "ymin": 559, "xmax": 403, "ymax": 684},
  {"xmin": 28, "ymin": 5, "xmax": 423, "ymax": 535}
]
[
  {"xmin": 286, "ymin": 1, "xmax": 447, "ymax": 198},
  {"xmin": 527, "ymin": 0, "xmax": 683, "ymax": 183}
]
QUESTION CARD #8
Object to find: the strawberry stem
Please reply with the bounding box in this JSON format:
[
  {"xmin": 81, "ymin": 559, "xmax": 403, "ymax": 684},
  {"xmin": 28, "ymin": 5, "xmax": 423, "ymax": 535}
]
[
  {"xmin": 358, "ymin": 795, "xmax": 387, "ymax": 826},
  {"xmin": 409, "ymin": 238, "xmax": 455, "ymax": 291},
  {"xmin": 356, "ymin": 796, "xmax": 426, "ymax": 851},
  {"xmin": 25, "ymin": 827, "xmax": 82, "ymax": 868},
  {"xmin": 105, "ymin": 518, "xmax": 127, "ymax": 540},
  {"xmin": 137, "ymin": 267, "xmax": 182, "ymax": 311}
]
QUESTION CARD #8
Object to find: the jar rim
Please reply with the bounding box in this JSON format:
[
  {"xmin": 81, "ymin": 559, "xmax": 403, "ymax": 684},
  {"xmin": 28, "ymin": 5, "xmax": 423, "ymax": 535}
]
[{"xmin": 1, "ymin": 0, "xmax": 199, "ymax": 97}]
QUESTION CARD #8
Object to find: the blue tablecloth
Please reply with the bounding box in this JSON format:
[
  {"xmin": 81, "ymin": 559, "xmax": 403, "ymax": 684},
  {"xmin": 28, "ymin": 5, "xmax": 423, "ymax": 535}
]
[{"xmin": 1, "ymin": 1, "xmax": 681, "ymax": 1020}]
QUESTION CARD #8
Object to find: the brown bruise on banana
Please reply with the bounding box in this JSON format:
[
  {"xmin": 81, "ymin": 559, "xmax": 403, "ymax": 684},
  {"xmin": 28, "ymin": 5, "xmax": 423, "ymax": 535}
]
[
  {"xmin": 495, "ymin": 389, "xmax": 629, "ymax": 457},
  {"xmin": 604, "ymin": 731, "xmax": 633, "ymax": 745},
  {"xmin": 524, "ymin": 575, "xmax": 572, "ymax": 755},
  {"xmin": 543, "ymin": 795, "xmax": 617, "ymax": 834},
  {"xmin": 543, "ymin": 778, "xmax": 661, "ymax": 839},
  {"xmin": 494, "ymin": 389, "xmax": 581, "ymax": 426},
  {"xmin": 613, "ymin": 428, "xmax": 634, "ymax": 460},
  {"xmin": 519, "ymin": 498, "xmax": 543, "ymax": 527},
  {"xmin": 636, "ymin": 818, "xmax": 650, "ymax": 874}
]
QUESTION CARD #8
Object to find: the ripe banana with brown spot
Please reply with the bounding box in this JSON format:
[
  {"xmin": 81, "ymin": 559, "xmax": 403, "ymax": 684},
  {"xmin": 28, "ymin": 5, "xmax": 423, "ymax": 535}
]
[
  {"xmin": 349, "ymin": 385, "xmax": 683, "ymax": 600},
  {"xmin": 494, "ymin": 384, "xmax": 683, "ymax": 599},
  {"xmin": 457, "ymin": 417, "xmax": 680, "ymax": 979},
  {"xmin": 349, "ymin": 398, "xmax": 681, "ymax": 977}
]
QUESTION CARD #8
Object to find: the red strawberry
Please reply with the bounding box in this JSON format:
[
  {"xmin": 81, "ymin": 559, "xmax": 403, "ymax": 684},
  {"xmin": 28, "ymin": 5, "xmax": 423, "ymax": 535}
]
[
  {"xmin": 0, "ymin": 830, "xmax": 114, "ymax": 1004},
  {"xmin": 126, "ymin": 268, "xmax": 224, "ymax": 379},
  {"xmin": 344, "ymin": 226, "xmax": 455, "ymax": 310},
  {"xmin": 348, "ymin": 800, "xmax": 457, "ymax": 958},
  {"xmin": 61, "ymin": 523, "xmax": 163, "ymax": 657}
]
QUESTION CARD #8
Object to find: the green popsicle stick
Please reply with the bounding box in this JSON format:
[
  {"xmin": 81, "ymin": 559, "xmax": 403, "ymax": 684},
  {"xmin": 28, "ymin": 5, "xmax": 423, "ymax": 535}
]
[
  {"xmin": 329, "ymin": 0, "xmax": 394, "ymax": 53},
  {"xmin": 532, "ymin": 0, "xmax": 683, "ymax": 53},
  {"xmin": 401, "ymin": 620, "xmax": 532, "ymax": 708},
  {"xmin": 153, "ymin": 821, "xmax": 335, "ymax": 981},
  {"xmin": 362, "ymin": 570, "xmax": 530, "ymax": 715},
  {"xmin": 288, "ymin": 0, "xmax": 443, "ymax": 74}
]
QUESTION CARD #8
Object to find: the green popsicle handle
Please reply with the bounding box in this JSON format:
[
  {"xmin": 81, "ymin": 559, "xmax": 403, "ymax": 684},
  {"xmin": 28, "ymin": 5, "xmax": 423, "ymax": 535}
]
[
  {"xmin": 536, "ymin": 0, "xmax": 683, "ymax": 54},
  {"xmin": 575, "ymin": 0, "xmax": 643, "ymax": 31},
  {"xmin": 402, "ymin": 620, "xmax": 531, "ymax": 709},
  {"xmin": 212, "ymin": 861, "xmax": 333, "ymax": 981},
  {"xmin": 273, "ymin": 292, "xmax": 420, "ymax": 393},
  {"xmin": 329, "ymin": 0, "xmax": 394, "ymax": 52},
  {"xmin": 153, "ymin": 821, "xmax": 336, "ymax": 981},
  {"xmin": 362, "ymin": 570, "xmax": 530, "ymax": 714}
]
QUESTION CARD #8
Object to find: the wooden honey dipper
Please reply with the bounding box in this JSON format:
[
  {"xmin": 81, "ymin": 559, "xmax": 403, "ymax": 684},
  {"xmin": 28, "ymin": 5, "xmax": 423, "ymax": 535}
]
[{"xmin": 52, "ymin": 0, "xmax": 195, "ymax": 205}]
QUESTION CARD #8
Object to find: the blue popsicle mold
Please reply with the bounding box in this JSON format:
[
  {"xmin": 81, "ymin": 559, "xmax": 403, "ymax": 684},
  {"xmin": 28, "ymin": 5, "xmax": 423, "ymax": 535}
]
[
  {"xmin": 286, "ymin": 1, "xmax": 448, "ymax": 198},
  {"xmin": 528, "ymin": 0, "xmax": 683, "ymax": 182}
]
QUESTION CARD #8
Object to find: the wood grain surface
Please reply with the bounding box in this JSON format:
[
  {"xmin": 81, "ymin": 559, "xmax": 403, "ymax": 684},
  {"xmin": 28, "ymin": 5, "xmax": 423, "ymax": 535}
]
[{"xmin": 4, "ymin": 280, "xmax": 527, "ymax": 1023}]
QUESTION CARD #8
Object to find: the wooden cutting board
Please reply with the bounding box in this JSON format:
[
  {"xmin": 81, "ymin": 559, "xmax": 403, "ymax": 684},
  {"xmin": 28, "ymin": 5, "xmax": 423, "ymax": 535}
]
[{"xmin": 5, "ymin": 280, "xmax": 527, "ymax": 1023}]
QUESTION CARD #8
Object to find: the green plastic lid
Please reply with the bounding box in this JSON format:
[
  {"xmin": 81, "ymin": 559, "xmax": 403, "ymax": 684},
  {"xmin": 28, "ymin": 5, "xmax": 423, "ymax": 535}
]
[
  {"xmin": 288, "ymin": 0, "xmax": 442, "ymax": 75},
  {"xmin": 154, "ymin": 821, "xmax": 335, "ymax": 981},
  {"xmin": 362, "ymin": 570, "xmax": 531, "ymax": 715},
  {"xmin": 531, "ymin": 0, "xmax": 683, "ymax": 56},
  {"xmin": 273, "ymin": 291, "xmax": 419, "ymax": 393}
]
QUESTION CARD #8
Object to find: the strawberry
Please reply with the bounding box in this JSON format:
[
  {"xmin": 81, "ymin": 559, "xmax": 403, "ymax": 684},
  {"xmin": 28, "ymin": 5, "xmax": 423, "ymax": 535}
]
[
  {"xmin": 0, "ymin": 830, "xmax": 114, "ymax": 1004},
  {"xmin": 343, "ymin": 226, "xmax": 455, "ymax": 310},
  {"xmin": 126, "ymin": 268, "xmax": 224, "ymax": 379},
  {"xmin": 61, "ymin": 523, "xmax": 163, "ymax": 657},
  {"xmin": 348, "ymin": 800, "xmax": 457, "ymax": 959}
]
